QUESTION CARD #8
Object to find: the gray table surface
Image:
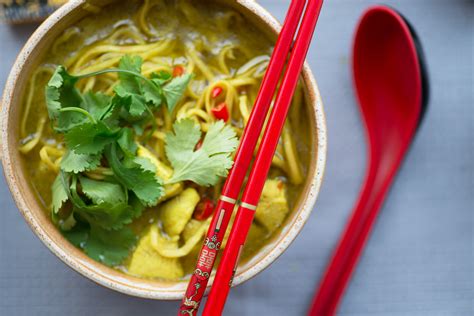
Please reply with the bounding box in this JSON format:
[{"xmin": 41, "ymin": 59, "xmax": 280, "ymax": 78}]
[{"xmin": 1, "ymin": 0, "xmax": 473, "ymax": 315}]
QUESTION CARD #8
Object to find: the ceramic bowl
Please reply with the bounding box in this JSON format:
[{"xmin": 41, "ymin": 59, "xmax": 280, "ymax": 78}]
[{"xmin": 1, "ymin": 0, "xmax": 327, "ymax": 300}]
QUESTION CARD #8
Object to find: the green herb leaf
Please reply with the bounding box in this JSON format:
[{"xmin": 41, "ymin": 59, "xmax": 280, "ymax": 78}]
[
  {"xmin": 165, "ymin": 119, "xmax": 238, "ymax": 186},
  {"xmin": 65, "ymin": 121, "xmax": 117, "ymax": 155},
  {"xmin": 80, "ymin": 176, "xmax": 126, "ymax": 205},
  {"xmin": 45, "ymin": 66, "xmax": 90, "ymax": 132},
  {"xmin": 52, "ymin": 174, "xmax": 69, "ymax": 214},
  {"xmin": 202, "ymin": 120, "xmax": 239, "ymax": 157},
  {"xmin": 114, "ymin": 56, "xmax": 149, "ymax": 116},
  {"xmin": 165, "ymin": 119, "xmax": 201, "ymax": 167},
  {"xmin": 60, "ymin": 150, "xmax": 101, "ymax": 173},
  {"xmin": 115, "ymin": 87, "xmax": 147, "ymax": 117},
  {"xmin": 85, "ymin": 225, "xmax": 137, "ymax": 266},
  {"xmin": 63, "ymin": 222, "xmax": 137, "ymax": 267},
  {"xmin": 45, "ymin": 66, "xmax": 81, "ymax": 119},
  {"xmin": 141, "ymin": 80, "xmax": 163, "ymax": 107},
  {"xmin": 133, "ymin": 156, "xmax": 157, "ymax": 173},
  {"xmin": 62, "ymin": 220, "xmax": 89, "ymax": 247},
  {"xmin": 162, "ymin": 74, "xmax": 192, "ymax": 112},
  {"xmin": 114, "ymin": 56, "xmax": 164, "ymax": 112},
  {"xmin": 116, "ymin": 55, "xmax": 143, "ymax": 93},
  {"xmin": 105, "ymin": 143, "xmax": 164, "ymax": 206},
  {"xmin": 82, "ymin": 91, "xmax": 112, "ymax": 121},
  {"xmin": 115, "ymin": 89, "xmax": 145, "ymax": 117},
  {"xmin": 151, "ymin": 71, "xmax": 172, "ymax": 86},
  {"xmin": 117, "ymin": 128, "xmax": 138, "ymax": 158},
  {"xmin": 43, "ymin": 55, "xmax": 195, "ymax": 267},
  {"xmin": 68, "ymin": 176, "xmax": 142, "ymax": 230}
]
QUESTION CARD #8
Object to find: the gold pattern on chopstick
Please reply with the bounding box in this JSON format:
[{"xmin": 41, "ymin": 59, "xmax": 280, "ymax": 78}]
[
  {"xmin": 182, "ymin": 282, "xmax": 201, "ymax": 315},
  {"xmin": 193, "ymin": 268, "xmax": 210, "ymax": 279},
  {"xmin": 204, "ymin": 235, "xmax": 221, "ymax": 251}
]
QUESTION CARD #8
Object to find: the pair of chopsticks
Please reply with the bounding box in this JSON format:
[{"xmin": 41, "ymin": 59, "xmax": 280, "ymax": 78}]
[{"xmin": 178, "ymin": 1, "xmax": 323, "ymax": 315}]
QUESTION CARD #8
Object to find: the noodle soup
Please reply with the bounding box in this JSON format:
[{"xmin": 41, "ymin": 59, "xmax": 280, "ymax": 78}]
[{"xmin": 18, "ymin": 0, "xmax": 311, "ymax": 281}]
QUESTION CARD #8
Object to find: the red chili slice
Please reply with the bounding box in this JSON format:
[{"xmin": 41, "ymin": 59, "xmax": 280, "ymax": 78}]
[
  {"xmin": 211, "ymin": 86, "xmax": 223, "ymax": 99},
  {"xmin": 172, "ymin": 65, "xmax": 185, "ymax": 77},
  {"xmin": 195, "ymin": 139, "xmax": 203, "ymax": 150},
  {"xmin": 211, "ymin": 102, "xmax": 229, "ymax": 122},
  {"xmin": 193, "ymin": 198, "xmax": 215, "ymax": 221},
  {"xmin": 277, "ymin": 180, "xmax": 284, "ymax": 190}
]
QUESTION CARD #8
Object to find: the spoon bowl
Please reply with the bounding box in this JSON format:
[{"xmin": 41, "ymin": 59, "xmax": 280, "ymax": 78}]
[
  {"xmin": 353, "ymin": 5, "xmax": 425, "ymax": 181},
  {"xmin": 308, "ymin": 5, "xmax": 428, "ymax": 315}
]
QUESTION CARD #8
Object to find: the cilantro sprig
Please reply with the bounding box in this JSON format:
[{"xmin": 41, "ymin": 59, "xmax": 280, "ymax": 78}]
[
  {"xmin": 47, "ymin": 55, "xmax": 191, "ymax": 266},
  {"xmin": 165, "ymin": 119, "xmax": 239, "ymax": 186},
  {"xmin": 46, "ymin": 55, "xmax": 236, "ymax": 267}
]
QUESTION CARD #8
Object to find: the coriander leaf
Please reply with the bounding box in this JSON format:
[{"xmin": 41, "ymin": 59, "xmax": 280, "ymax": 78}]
[
  {"xmin": 151, "ymin": 70, "xmax": 172, "ymax": 83},
  {"xmin": 141, "ymin": 80, "xmax": 163, "ymax": 106},
  {"xmin": 45, "ymin": 66, "xmax": 88, "ymax": 132},
  {"xmin": 132, "ymin": 121, "xmax": 145, "ymax": 136},
  {"xmin": 85, "ymin": 225, "xmax": 137, "ymax": 267},
  {"xmin": 170, "ymin": 149, "xmax": 233, "ymax": 186},
  {"xmin": 165, "ymin": 118, "xmax": 201, "ymax": 166},
  {"xmin": 165, "ymin": 119, "xmax": 238, "ymax": 186},
  {"xmin": 117, "ymin": 128, "xmax": 138, "ymax": 158},
  {"xmin": 82, "ymin": 91, "xmax": 112, "ymax": 121},
  {"xmin": 162, "ymin": 74, "xmax": 192, "ymax": 112},
  {"xmin": 63, "ymin": 222, "xmax": 137, "ymax": 267},
  {"xmin": 62, "ymin": 220, "xmax": 89, "ymax": 247},
  {"xmin": 45, "ymin": 66, "xmax": 81, "ymax": 118},
  {"xmin": 117, "ymin": 55, "xmax": 143, "ymax": 92},
  {"xmin": 60, "ymin": 150, "xmax": 101, "ymax": 173},
  {"xmin": 102, "ymin": 95, "xmax": 126, "ymax": 128},
  {"xmin": 115, "ymin": 86, "xmax": 147, "ymax": 117},
  {"xmin": 105, "ymin": 143, "xmax": 164, "ymax": 206},
  {"xmin": 126, "ymin": 192, "xmax": 146, "ymax": 222},
  {"xmin": 133, "ymin": 156, "xmax": 157, "ymax": 173},
  {"xmin": 114, "ymin": 56, "xmax": 148, "ymax": 117},
  {"xmin": 201, "ymin": 120, "xmax": 239, "ymax": 155},
  {"xmin": 80, "ymin": 177, "xmax": 126, "ymax": 205},
  {"xmin": 52, "ymin": 174, "xmax": 69, "ymax": 214},
  {"xmin": 69, "ymin": 176, "xmax": 140, "ymax": 230},
  {"xmin": 150, "ymin": 71, "xmax": 172, "ymax": 90},
  {"xmin": 76, "ymin": 197, "xmax": 139, "ymax": 230},
  {"xmin": 56, "ymin": 111, "xmax": 90, "ymax": 133},
  {"xmin": 114, "ymin": 55, "xmax": 162, "ymax": 113},
  {"xmin": 65, "ymin": 121, "xmax": 117, "ymax": 155}
]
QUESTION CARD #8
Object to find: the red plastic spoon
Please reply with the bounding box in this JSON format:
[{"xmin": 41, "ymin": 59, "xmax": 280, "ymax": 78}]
[{"xmin": 308, "ymin": 5, "xmax": 428, "ymax": 315}]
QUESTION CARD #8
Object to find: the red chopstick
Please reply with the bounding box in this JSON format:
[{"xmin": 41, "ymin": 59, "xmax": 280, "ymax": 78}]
[
  {"xmin": 202, "ymin": 0, "xmax": 324, "ymax": 314},
  {"xmin": 178, "ymin": 1, "xmax": 306, "ymax": 315}
]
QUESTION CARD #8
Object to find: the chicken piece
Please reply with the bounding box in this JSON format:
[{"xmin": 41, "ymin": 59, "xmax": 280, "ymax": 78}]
[
  {"xmin": 254, "ymin": 179, "xmax": 289, "ymax": 234},
  {"xmin": 160, "ymin": 188, "xmax": 200, "ymax": 236},
  {"xmin": 128, "ymin": 228, "xmax": 184, "ymax": 279},
  {"xmin": 182, "ymin": 219, "xmax": 211, "ymax": 242},
  {"xmin": 151, "ymin": 222, "xmax": 210, "ymax": 258}
]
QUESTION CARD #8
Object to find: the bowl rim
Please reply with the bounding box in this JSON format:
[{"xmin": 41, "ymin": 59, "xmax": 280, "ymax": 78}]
[{"xmin": 1, "ymin": 0, "xmax": 327, "ymax": 300}]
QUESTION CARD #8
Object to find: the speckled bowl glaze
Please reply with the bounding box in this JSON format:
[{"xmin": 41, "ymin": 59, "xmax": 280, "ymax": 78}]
[{"xmin": 1, "ymin": 0, "xmax": 327, "ymax": 300}]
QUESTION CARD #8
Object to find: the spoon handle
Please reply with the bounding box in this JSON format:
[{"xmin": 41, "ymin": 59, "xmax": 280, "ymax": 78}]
[{"xmin": 308, "ymin": 157, "xmax": 403, "ymax": 316}]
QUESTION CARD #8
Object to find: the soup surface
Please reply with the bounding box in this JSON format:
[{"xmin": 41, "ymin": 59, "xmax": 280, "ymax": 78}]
[{"xmin": 19, "ymin": 0, "xmax": 311, "ymax": 280}]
